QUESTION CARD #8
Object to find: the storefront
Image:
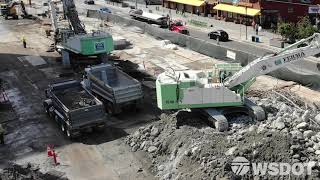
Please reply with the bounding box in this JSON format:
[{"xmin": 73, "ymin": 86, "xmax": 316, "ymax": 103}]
[
  {"xmin": 213, "ymin": 3, "xmax": 260, "ymax": 25},
  {"xmin": 163, "ymin": 0, "xmax": 205, "ymax": 14}
]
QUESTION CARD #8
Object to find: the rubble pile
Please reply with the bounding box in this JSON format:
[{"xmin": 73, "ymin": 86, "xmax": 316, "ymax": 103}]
[
  {"xmin": 126, "ymin": 90, "xmax": 320, "ymax": 179},
  {"xmin": 56, "ymin": 89, "xmax": 96, "ymax": 109},
  {"xmin": 0, "ymin": 163, "xmax": 67, "ymax": 180}
]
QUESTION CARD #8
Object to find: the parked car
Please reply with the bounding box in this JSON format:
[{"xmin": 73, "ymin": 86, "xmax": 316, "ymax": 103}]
[
  {"xmin": 84, "ymin": 0, "xmax": 94, "ymax": 4},
  {"xmin": 208, "ymin": 30, "xmax": 229, "ymax": 41},
  {"xmin": 99, "ymin": 7, "xmax": 112, "ymax": 13}
]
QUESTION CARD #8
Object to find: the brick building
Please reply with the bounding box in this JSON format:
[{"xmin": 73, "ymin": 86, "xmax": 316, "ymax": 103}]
[
  {"xmin": 162, "ymin": 0, "xmax": 320, "ymax": 28},
  {"xmin": 214, "ymin": 0, "xmax": 320, "ymax": 28},
  {"xmin": 260, "ymin": 0, "xmax": 320, "ymax": 27}
]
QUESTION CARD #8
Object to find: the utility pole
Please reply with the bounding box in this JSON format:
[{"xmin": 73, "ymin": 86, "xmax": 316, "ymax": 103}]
[
  {"xmin": 245, "ymin": 6, "xmax": 247, "ymax": 40},
  {"xmin": 135, "ymin": 0, "xmax": 137, "ymax": 9}
]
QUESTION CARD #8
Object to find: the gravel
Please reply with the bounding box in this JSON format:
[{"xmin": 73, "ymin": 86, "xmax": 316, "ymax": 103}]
[
  {"xmin": 0, "ymin": 163, "xmax": 67, "ymax": 180},
  {"xmin": 125, "ymin": 90, "xmax": 320, "ymax": 179}
]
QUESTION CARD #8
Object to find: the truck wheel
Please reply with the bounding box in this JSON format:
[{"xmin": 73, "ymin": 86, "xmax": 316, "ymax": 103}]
[
  {"xmin": 66, "ymin": 129, "xmax": 71, "ymax": 138},
  {"xmin": 61, "ymin": 123, "xmax": 65, "ymax": 132},
  {"xmin": 106, "ymin": 102, "xmax": 115, "ymax": 115},
  {"xmin": 43, "ymin": 103, "xmax": 49, "ymax": 114},
  {"xmin": 66, "ymin": 128, "xmax": 76, "ymax": 139},
  {"xmin": 94, "ymin": 124, "xmax": 105, "ymax": 132}
]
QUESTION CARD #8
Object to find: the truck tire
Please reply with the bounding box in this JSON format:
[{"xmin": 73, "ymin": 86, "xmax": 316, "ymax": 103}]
[
  {"xmin": 94, "ymin": 124, "xmax": 106, "ymax": 132},
  {"xmin": 61, "ymin": 123, "xmax": 66, "ymax": 132},
  {"xmin": 66, "ymin": 128, "xmax": 71, "ymax": 138},
  {"xmin": 106, "ymin": 102, "xmax": 115, "ymax": 115},
  {"xmin": 43, "ymin": 103, "xmax": 49, "ymax": 114},
  {"xmin": 66, "ymin": 128, "xmax": 78, "ymax": 139},
  {"xmin": 43, "ymin": 99, "xmax": 53, "ymax": 116}
]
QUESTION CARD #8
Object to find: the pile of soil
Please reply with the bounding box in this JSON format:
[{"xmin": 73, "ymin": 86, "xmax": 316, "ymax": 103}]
[
  {"xmin": 56, "ymin": 88, "xmax": 96, "ymax": 109},
  {"xmin": 0, "ymin": 163, "xmax": 67, "ymax": 180}
]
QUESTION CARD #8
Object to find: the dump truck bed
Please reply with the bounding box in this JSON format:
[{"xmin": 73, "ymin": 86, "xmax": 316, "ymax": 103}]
[
  {"xmin": 83, "ymin": 64, "xmax": 143, "ymax": 105},
  {"xmin": 47, "ymin": 80, "xmax": 106, "ymax": 130}
]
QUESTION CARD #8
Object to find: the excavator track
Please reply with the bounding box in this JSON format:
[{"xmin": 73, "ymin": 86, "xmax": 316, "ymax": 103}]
[
  {"xmin": 194, "ymin": 99, "xmax": 266, "ymax": 132},
  {"xmin": 244, "ymin": 98, "xmax": 266, "ymax": 121}
]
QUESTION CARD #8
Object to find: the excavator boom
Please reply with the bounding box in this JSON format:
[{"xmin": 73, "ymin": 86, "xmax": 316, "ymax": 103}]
[
  {"xmin": 225, "ymin": 33, "xmax": 320, "ymax": 88},
  {"xmin": 62, "ymin": 0, "xmax": 86, "ymax": 34}
]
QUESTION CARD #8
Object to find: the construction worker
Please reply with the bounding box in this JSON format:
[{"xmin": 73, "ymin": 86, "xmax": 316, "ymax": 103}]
[
  {"xmin": 0, "ymin": 124, "xmax": 4, "ymax": 145},
  {"xmin": 22, "ymin": 36, "xmax": 27, "ymax": 48}
]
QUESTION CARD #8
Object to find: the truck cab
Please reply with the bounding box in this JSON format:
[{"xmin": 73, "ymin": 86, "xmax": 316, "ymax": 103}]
[{"xmin": 169, "ymin": 20, "xmax": 189, "ymax": 35}]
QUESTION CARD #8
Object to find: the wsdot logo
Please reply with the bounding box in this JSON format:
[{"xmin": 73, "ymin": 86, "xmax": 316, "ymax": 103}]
[
  {"xmin": 231, "ymin": 157, "xmax": 250, "ymax": 175},
  {"xmin": 231, "ymin": 156, "xmax": 316, "ymax": 176}
]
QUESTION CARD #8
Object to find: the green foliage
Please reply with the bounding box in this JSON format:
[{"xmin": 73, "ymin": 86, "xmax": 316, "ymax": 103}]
[
  {"xmin": 277, "ymin": 16, "xmax": 318, "ymax": 41},
  {"xmin": 296, "ymin": 16, "xmax": 317, "ymax": 39},
  {"xmin": 277, "ymin": 22, "xmax": 296, "ymax": 41}
]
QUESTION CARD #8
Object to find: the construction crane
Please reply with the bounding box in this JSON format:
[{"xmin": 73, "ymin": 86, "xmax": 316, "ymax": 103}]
[
  {"xmin": 49, "ymin": 0, "xmax": 113, "ymax": 65},
  {"xmin": 156, "ymin": 33, "xmax": 320, "ymax": 131}
]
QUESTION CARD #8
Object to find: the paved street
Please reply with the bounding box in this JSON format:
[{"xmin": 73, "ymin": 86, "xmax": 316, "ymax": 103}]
[
  {"xmin": 94, "ymin": 0, "xmax": 275, "ymax": 57},
  {"xmin": 82, "ymin": 0, "xmax": 320, "ymax": 83}
]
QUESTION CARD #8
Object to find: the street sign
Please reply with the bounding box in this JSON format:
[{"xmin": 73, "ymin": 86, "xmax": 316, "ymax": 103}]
[
  {"xmin": 309, "ymin": 6, "xmax": 320, "ymax": 14},
  {"xmin": 227, "ymin": 50, "xmax": 236, "ymax": 60}
]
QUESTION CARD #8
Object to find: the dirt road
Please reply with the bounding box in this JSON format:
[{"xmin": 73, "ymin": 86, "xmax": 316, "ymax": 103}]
[{"xmin": 0, "ymin": 18, "xmax": 156, "ymax": 180}]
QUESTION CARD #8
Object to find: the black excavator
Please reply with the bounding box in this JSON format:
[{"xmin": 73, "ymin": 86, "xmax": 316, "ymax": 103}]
[{"xmin": 0, "ymin": 0, "xmax": 31, "ymax": 20}]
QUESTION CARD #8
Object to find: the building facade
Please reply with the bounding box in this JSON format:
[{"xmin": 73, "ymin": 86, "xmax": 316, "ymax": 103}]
[
  {"xmin": 214, "ymin": 0, "xmax": 320, "ymax": 28},
  {"xmin": 162, "ymin": 0, "xmax": 206, "ymax": 14},
  {"xmin": 260, "ymin": 0, "xmax": 320, "ymax": 28},
  {"xmin": 162, "ymin": 0, "xmax": 320, "ymax": 28}
]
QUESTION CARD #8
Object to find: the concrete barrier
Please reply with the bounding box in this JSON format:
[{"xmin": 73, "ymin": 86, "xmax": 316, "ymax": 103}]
[{"xmin": 87, "ymin": 9, "xmax": 320, "ymax": 89}]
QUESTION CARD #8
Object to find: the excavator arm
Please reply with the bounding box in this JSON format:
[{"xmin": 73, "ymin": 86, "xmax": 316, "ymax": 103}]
[
  {"xmin": 62, "ymin": 0, "xmax": 86, "ymax": 34},
  {"xmin": 225, "ymin": 33, "xmax": 320, "ymax": 88}
]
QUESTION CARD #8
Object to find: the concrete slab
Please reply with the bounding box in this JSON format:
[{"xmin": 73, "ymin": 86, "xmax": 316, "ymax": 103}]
[{"xmin": 20, "ymin": 55, "xmax": 47, "ymax": 66}]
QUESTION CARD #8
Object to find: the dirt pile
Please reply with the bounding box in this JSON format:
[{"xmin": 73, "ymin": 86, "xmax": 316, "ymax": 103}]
[
  {"xmin": 126, "ymin": 90, "xmax": 320, "ymax": 179},
  {"xmin": 0, "ymin": 163, "xmax": 67, "ymax": 180},
  {"xmin": 56, "ymin": 89, "xmax": 96, "ymax": 109}
]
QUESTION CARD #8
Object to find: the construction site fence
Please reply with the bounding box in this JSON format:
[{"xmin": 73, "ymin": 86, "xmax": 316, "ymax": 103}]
[{"xmin": 87, "ymin": 9, "xmax": 320, "ymax": 89}]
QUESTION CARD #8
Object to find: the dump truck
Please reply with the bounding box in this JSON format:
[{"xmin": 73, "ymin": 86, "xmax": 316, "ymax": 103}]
[
  {"xmin": 43, "ymin": 80, "xmax": 107, "ymax": 138},
  {"xmin": 83, "ymin": 64, "xmax": 143, "ymax": 114}
]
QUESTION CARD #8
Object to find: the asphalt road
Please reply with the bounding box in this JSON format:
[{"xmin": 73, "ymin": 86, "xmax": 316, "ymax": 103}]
[
  {"xmin": 78, "ymin": 1, "xmax": 320, "ymax": 88},
  {"xmin": 82, "ymin": 1, "xmax": 273, "ymax": 57}
]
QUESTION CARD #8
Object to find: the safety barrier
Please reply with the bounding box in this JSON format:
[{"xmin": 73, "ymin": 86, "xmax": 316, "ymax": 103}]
[{"xmin": 188, "ymin": 19, "xmax": 207, "ymax": 28}]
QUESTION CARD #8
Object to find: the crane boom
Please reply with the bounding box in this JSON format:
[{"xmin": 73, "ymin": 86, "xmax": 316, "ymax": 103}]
[
  {"xmin": 62, "ymin": 0, "xmax": 86, "ymax": 34},
  {"xmin": 225, "ymin": 33, "xmax": 320, "ymax": 88}
]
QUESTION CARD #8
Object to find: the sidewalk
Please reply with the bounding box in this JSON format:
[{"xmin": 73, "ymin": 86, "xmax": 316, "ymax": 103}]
[{"xmin": 121, "ymin": 1, "xmax": 282, "ymax": 51}]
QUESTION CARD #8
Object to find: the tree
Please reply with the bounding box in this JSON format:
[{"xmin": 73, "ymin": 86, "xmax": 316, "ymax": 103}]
[
  {"xmin": 296, "ymin": 16, "xmax": 317, "ymax": 39},
  {"xmin": 277, "ymin": 22, "xmax": 296, "ymax": 42}
]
